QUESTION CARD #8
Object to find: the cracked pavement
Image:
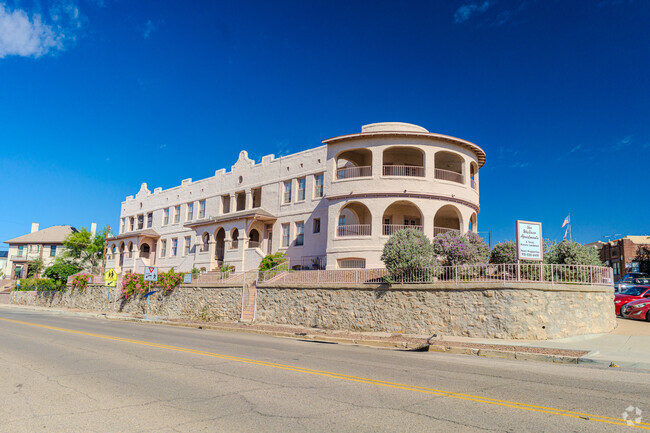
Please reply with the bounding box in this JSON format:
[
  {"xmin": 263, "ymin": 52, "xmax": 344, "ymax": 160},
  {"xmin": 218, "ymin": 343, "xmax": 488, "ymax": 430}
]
[{"xmin": 0, "ymin": 307, "xmax": 648, "ymax": 432}]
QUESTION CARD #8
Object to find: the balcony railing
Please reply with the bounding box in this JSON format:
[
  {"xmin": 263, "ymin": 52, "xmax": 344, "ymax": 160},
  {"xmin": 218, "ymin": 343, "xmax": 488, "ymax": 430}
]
[
  {"xmin": 230, "ymin": 240, "xmax": 239, "ymax": 250},
  {"xmin": 435, "ymin": 168, "xmax": 464, "ymax": 184},
  {"xmin": 336, "ymin": 166, "xmax": 372, "ymax": 180},
  {"xmin": 248, "ymin": 240, "xmax": 261, "ymax": 249},
  {"xmin": 337, "ymin": 224, "xmax": 371, "ymax": 237},
  {"xmin": 471, "ymin": 178, "xmax": 478, "ymax": 190},
  {"xmin": 382, "ymin": 224, "xmax": 423, "ymax": 236},
  {"xmin": 434, "ymin": 227, "xmax": 461, "ymax": 237},
  {"xmin": 382, "ymin": 165, "xmax": 425, "ymax": 177}
]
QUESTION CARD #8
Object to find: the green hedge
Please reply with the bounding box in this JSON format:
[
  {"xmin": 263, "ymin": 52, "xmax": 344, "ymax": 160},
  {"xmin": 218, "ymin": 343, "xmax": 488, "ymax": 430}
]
[{"xmin": 14, "ymin": 278, "xmax": 64, "ymax": 291}]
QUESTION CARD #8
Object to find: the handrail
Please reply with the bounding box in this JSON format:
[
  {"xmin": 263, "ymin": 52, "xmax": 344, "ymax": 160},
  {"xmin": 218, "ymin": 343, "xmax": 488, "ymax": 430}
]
[
  {"xmin": 382, "ymin": 224, "xmax": 423, "ymax": 236},
  {"xmin": 336, "ymin": 166, "xmax": 372, "ymax": 180},
  {"xmin": 382, "ymin": 165, "xmax": 425, "ymax": 177},
  {"xmin": 435, "ymin": 168, "xmax": 464, "ymax": 184},
  {"xmin": 337, "ymin": 224, "xmax": 371, "ymax": 237}
]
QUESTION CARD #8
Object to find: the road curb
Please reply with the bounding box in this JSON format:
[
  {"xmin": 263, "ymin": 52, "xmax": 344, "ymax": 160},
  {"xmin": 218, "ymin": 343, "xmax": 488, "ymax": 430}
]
[{"xmin": 429, "ymin": 343, "xmax": 581, "ymax": 364}]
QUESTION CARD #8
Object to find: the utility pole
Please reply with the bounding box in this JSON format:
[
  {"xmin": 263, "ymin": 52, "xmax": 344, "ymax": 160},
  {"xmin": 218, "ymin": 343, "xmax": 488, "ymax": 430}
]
[{"xmin": 102, "ymin": 226, "xmax": 110, "ymax": 275}]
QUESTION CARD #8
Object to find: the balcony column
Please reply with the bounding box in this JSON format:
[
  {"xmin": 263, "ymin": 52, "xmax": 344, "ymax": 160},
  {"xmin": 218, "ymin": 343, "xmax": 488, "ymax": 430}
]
[
  {"xmin": 371, "ymin": 147, "xmax": 381, "ymax": 179},
  {"xmin": 208, "ymin": 239, "xmax": 217, "ymax": 270},
  {"xmin": 423, "ymin": 203, "xmax": 435, "ymax": 240},
  {"xmin": 246, "ymin": 189, "xmax": 253, "ymax": 210},
  {"xmin": 229, "ymin": 193, "xmax": 236, "ymax": 213}
]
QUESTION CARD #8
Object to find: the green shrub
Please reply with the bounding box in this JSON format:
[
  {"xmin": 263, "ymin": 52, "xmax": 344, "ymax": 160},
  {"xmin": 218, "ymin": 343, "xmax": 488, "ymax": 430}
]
[
  {"xmin": 158, "ymin": 267, "xmax": 184, "ymax": 294},
  {"xmin": 43, "ymin": 263, "xmax": 81, "ymax": 285},
  {"xmin": 381, "ymin": 228, "xmax": 438, "ymax": 282},
  {"xmin": 490, "ymin": 241, "xmax": 517, "ymax": 264},
  {"xmin": 14, "ymin": 278, "xmax": 60, "ymax": 291},
  {"xmin": 432, "ymin": 231, "xmax": 489, "ymax": 266},
  {"xmin": 258, "ymin": 252, "xmax": 288, "ymax": 272},
  {"xmin": 71, "ymin": 274, "xmax": 91, "ymax": 291}
]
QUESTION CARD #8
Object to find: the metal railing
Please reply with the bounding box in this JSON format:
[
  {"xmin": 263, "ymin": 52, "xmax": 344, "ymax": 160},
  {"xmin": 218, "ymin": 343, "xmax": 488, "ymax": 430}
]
[
  {"xmin": 382, "ymin": 224, "xmax": 423, "ymax": 236},
  {"xmin": 195, "ymin": 270, "xmax": 244, "ymax": 284},
  {"xmin": 258, "ymin": 264, "xmax": 613, "ymax": 286},
  {"xmin": 435, "ymin": 168, "xmax": 464, "ymax": 184},
  {"xmin": 248, "ymin": 240, "xmax": 261, "ymax": 249},
  {"xmin": 337, "ymin": 224, "xmax": 371, "ymax": 237},
  {"xmin": 230, "ymin": 240, "xmax": 239, "ymax": 250},
  {"xmin": 336, "ymin": 166, "xmax": 372, "ymax": 180},
  {"xmin": 433, "ymin": 227, "xmax": 461, "ymax": 237},
  {"xmin": 382, "ymin": 165, "xmax": 425, "ymax": 177}
]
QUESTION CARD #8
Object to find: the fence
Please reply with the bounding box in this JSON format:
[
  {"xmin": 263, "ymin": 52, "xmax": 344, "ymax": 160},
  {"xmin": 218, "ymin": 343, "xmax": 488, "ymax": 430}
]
[{"xmin": 259, "ymin": 263, "xmax": 613, "ymax": 286}]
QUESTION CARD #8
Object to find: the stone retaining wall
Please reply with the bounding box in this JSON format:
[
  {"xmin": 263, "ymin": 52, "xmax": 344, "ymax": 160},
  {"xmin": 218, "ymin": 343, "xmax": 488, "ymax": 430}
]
[
  {"xmin": 10, "ymin": 284, "xmax": 242, "ymax": 323},
  {"xmin": 10, "ymin": 282, "xmax": 616, "ymax": 340},
  {"xmin": 255, "ymin": 282, "xmax": 615, "ymax": 339}
]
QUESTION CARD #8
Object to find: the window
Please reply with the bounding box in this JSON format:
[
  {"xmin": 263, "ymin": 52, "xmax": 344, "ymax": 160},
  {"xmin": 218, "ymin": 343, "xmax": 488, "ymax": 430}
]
[
  {"xmin": 120, "ymin": 218, "xmax": 125, "ymax": 233},
  {"xmin": 147, "ymin": 212, "xmax": 153, "ymax": 228},
  {"xmin": 222, "ymin": 195, "xmax": 231, "ymax": 214},
  {"xmin": 184, "ymin": 236, "xmax": 191, "ymax": 255},
  {"xmin": 17, "ymin": 245, "xmax": 24, "ymax": 257},
  {"xmin": 338, "ymin": 215, "xmax": 346, "ymax": 226},
  {"xmin": 187, "ymin": 202, "xmax": 194, "ymax": 221},
  {"xmin": 314, "ymin": 173, "xmax": 324, "ymax": 198},
  {"xmin": 313, "ymin": 218, "xmax": 321, "ymax": 234},
  {"xmin": 283, "ymin": 180, "xmax": 292, "ymax": 204},
  {"xmin": 199, "ymin": 200, "xmax": 206, "ymax": 218},
  {"xmin": 172, "ymin": 238, "xmax": 178, "ymax": 256},
  {"xmin": 282, "ymin": 224, "xmax": 290, "ymax": 247},
  {"xmin": 160, "ymin": 240, "xmax": 167, "ymax": 257},
  {"xmin": 297, "ymin": 177, "xmax": 306, "ymax": 201},
  {"xmin": 163, "ymin": 208, "xmax": 170, "ymax": 225},
  {"xmin": 30, "ymin": 245, "xmax": 39, "ymax": 252},
  {"xmin": 129, "ymin": 217, "xmax": 135, "ymax": 231},
  {"xmin": 137, "ymin": 214, "xmax": 144, "ymax": 230},
  {"xmin": 50, "ymin": 245, "xmax": 57, "ymax": 257},
  {"xmin": 295, "ymin": 222, "xmax": 304, "ymax": 246},
  {"xmin": 339, "ymin": 258, "xmax": 366, "ymax": 269},
  {"xmin": 174, "ymin": 205, "xmax": 181, "ymax": 223}
]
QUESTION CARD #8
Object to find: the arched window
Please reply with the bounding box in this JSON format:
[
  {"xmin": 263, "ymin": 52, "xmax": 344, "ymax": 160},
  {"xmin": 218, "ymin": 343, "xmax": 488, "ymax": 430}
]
[
  {"xmin": 230, "ymin": 228, "xmax": 240, "ymax": 249},
  {"xmin": 382, "ymin": 201, "xmax": 423, "ymax": 236},
  {"xmin": 335, "ymin": 149, "xmax": 372, "ymax": 179},
  {"xmin": 382, "ymin": 147, "xmax": 425, "ymax": 177},
  {"xmin": 337, "ymin": 202, "xmax": 372, "ymax": 236},
  {"xmin": 434, "ymin": 151, "xmax": 465, "ymax": 184},
  {"xmin": 248, "ymin": 229, "xmax": 260, "ymax": 248},
  {"xmin": 434, "ymin": 205, "xmax": 462, "ymax": 237}
]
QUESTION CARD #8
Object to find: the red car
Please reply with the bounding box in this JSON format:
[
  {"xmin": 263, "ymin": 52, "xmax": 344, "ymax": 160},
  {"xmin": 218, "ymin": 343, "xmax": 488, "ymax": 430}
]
[
  {"xmin": 621, "ymin": 298, "xmax": 650, "ymax": 321},
  {"xmin": 614, "ymin": 286, "xmax": 650, "ymax": 316}
]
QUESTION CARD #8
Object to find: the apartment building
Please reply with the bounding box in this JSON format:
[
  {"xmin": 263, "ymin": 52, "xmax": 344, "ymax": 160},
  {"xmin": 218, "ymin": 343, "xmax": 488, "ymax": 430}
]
[
  {"xmin": 4, "ymin": 223, "xmax": 77, "ymax": 279},
  {"xmin": 592, "ymin": 236, "xmax": 650, "ymax": 280},
  {"xmin": 105, "ymin": 122, "xmax": 485, "ymax": 272}
]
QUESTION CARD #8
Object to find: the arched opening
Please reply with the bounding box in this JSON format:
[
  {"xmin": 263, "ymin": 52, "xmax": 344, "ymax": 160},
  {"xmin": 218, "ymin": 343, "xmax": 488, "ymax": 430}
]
[
  {"xmin": 434, "ymin": 205, "xmax": 462, "ymax": 237},
  {"xmin": 337, "ymin": 202, "xmax": 372, "ymax": 237},
  {"xmin": 336, "ymin": 149, "xmax": 372, "ymax": 179},
  {"xmin": 382, "ymin": 147, "xmax": 425, "ymax": 177},
  {"xmin": 470, "ymin": 162, "xmax": 478, "ymax": 190},
  {"xmin": 110, "ymin": 244, "xmax": 116, "ymax": 260},
  {"xmin": 201, "ymin": 232, "xmax": 210, "ymax": 252},
  {"xmin": 119, "ymin": 242, "xmax": 125, "ymax": 267},
  {"xmin": 230, "ymin": 228, "xmax": 240, "ymax": 249},
  {"xmin": 382, "ymin": 201, "xmax": 423, "ymax": 236},
  {"xmin": 434, "ymin": 151, "xmax": 465, "ymax": 184},
  {"xmin": 140, "ymin": 243, "xmax": 151, "ymax": 259},
  {"xmin": 248, "ymin": 228, "xmax": 261, "ymax": 248},
  {"xmin": 215, "ymin": 228, "xmax": 225, "ymax": 263},
  {"xmin": 127, "ymin": 242, "xmax": 134, "ymax": 259},
  {"xmin": 469, "ymin": 213, "xmax": 478, "ymax": 233}
]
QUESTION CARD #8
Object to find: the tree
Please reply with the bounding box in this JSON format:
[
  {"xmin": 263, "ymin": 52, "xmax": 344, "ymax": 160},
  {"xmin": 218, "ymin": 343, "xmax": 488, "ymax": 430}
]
[
  {"xmin": 381, "ymin": 228, "xmax": 437, "ymax": 277},
  {"xmin": 545, "ymin": 240, "xmax": 603, "ymax": 266},
  {"xmin": 43, "ymin": 263, "xmax": 82, "ymax": 287},
  {"xmin": 635, "ymin": 246, "xmax": 650, "ymax": 274},
  {"xmin": 62, "ymin": 227, "xmax": 108, "ymax": 274},
  {"xmin": 26, "ymin": 258, "xmax": 44, "ymax": 278},
  {"xmin": 490, "ymin": 241, "xmax": 516, "ymax": 264},
  {"xmin": 432, "ymin": 231, "xmax": 489, "ymax": 266}
]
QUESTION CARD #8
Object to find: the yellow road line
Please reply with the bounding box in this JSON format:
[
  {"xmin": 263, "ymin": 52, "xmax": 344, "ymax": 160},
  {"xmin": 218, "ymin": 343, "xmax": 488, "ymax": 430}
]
[{"xmin": 1, "ymin": 317, "xmax": 647, "ymax": 429}]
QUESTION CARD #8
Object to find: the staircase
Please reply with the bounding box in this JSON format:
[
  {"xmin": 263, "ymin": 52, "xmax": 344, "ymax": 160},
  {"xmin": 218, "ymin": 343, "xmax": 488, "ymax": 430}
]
[
  {"xmin": 0, "ymin": 279, "xmax": 13, "ymax": 304},
  {"xmin": 240, "ymin": 271, "xmax": 258, "ymax": 322}
]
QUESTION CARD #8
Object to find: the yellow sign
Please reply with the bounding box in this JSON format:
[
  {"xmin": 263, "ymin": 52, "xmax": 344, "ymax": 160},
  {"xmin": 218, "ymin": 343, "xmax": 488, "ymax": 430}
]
[{"xmin": 104, "ymin": 268, "xmax": 118, "ymax": 287}]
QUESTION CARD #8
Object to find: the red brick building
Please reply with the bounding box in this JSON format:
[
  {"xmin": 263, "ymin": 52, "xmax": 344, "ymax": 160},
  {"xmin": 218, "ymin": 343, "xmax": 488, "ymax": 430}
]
[{"xmin": 592, "ymin": 236, "xmax": 650, "ymax": 281}]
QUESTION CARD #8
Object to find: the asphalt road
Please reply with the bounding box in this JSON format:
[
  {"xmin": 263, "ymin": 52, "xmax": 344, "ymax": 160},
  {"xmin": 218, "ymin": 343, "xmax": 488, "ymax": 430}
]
[{"xmin": 0, "ymin": 307, "xmax": 649, "ymax": 433}]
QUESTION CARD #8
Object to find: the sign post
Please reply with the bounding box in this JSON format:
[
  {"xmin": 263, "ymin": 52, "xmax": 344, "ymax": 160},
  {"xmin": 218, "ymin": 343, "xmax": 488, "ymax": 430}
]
[
  {"xmin": 516, "ymin": 221, "xmax": 543, "ymax": 281},
  {"xmin": 143, "ymin": 267, "xmax": 159, "ymax": 319},
  {"xmin": 104, "ymin": 268, "xmax": 118, "ymax": 314}
]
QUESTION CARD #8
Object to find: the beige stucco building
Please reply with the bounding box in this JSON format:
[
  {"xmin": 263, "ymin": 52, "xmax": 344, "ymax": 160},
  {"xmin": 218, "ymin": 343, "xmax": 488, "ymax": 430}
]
[
  {"xmin": 105, "ymin": 122, "xmax": 485, "ymax": 273},
  {"xmin": 4, "ymin": 223, "xmax": 77, "ymax": 279}
]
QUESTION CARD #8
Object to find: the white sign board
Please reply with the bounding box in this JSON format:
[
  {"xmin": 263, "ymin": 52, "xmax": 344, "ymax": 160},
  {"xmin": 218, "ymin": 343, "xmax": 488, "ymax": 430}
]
[
  {"xmin": 144, "ymin": 266, "xmax": 158, "ymax": 282},
  {"xmin": 516, "ymin": 220, "xmax": 543, "ymax": 261}
]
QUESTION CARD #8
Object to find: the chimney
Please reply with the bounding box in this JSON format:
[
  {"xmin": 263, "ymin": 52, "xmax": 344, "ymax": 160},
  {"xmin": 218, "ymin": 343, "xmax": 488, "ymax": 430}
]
[
  {"xmin": 31, "ymin": 223, "xmax": 39, "ymax": 233},
  {"xmin": 90, "ymin": 222, "xmax": 97, "ymax": 237}
]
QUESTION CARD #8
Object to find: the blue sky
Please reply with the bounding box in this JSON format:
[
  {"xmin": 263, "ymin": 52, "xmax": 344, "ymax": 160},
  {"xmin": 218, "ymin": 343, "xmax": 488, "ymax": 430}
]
[{"xmin": 1, "ymin": 0, "xmax": 649, "ymax": 248}]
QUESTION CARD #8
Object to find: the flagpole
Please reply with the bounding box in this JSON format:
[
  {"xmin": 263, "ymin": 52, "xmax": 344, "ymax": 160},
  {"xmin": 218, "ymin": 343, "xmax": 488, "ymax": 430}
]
[{"xmin": 569, "ymin": 213, "xmax": 572, "ymax": 241}]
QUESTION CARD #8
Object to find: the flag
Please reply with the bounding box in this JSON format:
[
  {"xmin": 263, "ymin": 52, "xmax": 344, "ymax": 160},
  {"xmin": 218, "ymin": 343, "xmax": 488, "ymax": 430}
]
[
  {"xmin": 563, "ymin": 226, "xmax": 568, "ymax": 241},
  {"xmin": 561, "ymin": 214, "xmax": 570, "ymax": 228}
]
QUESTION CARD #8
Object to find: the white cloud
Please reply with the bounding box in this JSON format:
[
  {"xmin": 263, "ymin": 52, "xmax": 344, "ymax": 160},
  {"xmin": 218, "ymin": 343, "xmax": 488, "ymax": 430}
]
[
  {"xmin": 0, "ymin": 1, "xmax": 82, "ymax": 59},
  {"xmin": 570, "ymin": 144, "xmax": 581, "ymax": 153},
  {"xmin": 143, "ymin": 19, "xmax": 157, "ymax": 39},
  {"xmin": 454, "ymin": 1, "xmax": 490, "ymax": 24}
]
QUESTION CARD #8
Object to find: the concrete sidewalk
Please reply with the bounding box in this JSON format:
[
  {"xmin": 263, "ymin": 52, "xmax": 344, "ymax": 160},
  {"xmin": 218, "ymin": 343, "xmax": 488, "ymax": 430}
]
[{"xmin": 446, "ymin": 318, "xmax": 650, "ymax": 369}]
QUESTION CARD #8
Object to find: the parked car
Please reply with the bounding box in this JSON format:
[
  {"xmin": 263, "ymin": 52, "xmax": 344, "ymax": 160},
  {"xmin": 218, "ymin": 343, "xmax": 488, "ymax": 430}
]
[
  {"xmin": 615, "ymin": 273, "xmax": 650, "ymax": 293},
  {"xmin": 620, "ymin": 298, "xmax": 650, "ymax": 321},
  {"xmin": 614, "ymin": 285, "xmax": 650, "ymax": 316}
]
